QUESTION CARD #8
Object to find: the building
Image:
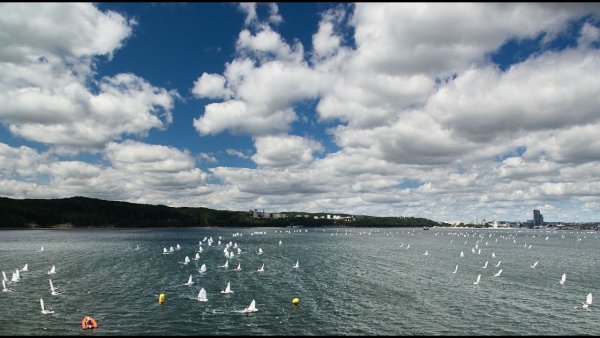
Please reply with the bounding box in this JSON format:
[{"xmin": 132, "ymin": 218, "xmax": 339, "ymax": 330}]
[{"xmin": 533, "ymin": 209, "xmax": 544, "ymax": 227}]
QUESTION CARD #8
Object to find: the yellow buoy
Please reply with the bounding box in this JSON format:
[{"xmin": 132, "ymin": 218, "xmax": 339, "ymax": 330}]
[
  {"xmin": 292, "ymin": 297, "xmax": 299, "ymax": 305},
  {"xmin": 159, "ymin": 293, "xmax": 165, "ymax": 304}
]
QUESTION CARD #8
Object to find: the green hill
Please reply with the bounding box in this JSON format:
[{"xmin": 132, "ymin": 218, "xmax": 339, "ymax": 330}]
[{"xmin": 0, "ymin": 196, "xmax": 443, "ymax": 229}]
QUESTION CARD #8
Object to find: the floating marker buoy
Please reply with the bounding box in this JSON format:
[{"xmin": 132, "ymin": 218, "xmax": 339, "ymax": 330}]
[
  {"xmin": 292, "ymin": 297, "xmax": 299, "ymax": 305},
  {"xmin": 159, "ymin": 293, "xmax": 165, "ymax": 304}
]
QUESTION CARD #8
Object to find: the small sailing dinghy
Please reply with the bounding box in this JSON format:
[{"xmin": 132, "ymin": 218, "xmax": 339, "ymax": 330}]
[
  {"xmin": 47, "ymin": 265, "xmax": 56, "ymax": 275},
  {"xmin": 220, "ymin": 282, "xmax": 233, "ymax": 294},
  {"xmin": 257, "ymin": 263, "xmax": 264, "ymax": 272},
  {"xmin": 582, "ymin": 293, "xmax": 593, "ymax": 309},
  {"xmin": 198, "ymin": 287, "xmax": 208, "ymax": 302},
  {"xmin": 185, "ymin": 275, "xmax": 193, "ymax": 286},
  {"xmin": 473, "ymin": 274, "xmax": 481, "ymax": 285},
  {"xmin": 49, "ymin": 279, "xmax": 60, "ymax": 295},
  {"xmin": 40, "ymin": 298, "xmax": 54, "ymax": 315},
  {"xmin": 244, "ymin": 299, "xmax": 257, "ymax": 313},
  {"xmin": 293, "ymin": 261, "xmax": 299, "ymax": 269},
  {"xmin": 199, "ymin": 264, "xmax": 207, "ymax": 273},
  {"xmin": 559, "ymin": 273, "xmax": 566, "ymax": 285}
]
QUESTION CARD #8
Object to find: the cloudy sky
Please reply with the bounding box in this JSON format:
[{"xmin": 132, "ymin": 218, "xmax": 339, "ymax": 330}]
[{"xmin": 2, "ymin": 3, "xmax": 600, "ymax": 223}]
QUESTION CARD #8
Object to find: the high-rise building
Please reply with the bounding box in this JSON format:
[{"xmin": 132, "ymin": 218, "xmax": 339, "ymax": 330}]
[{"xmin": 533, "ymin": 209, "xmax": 543, "ymax": 227}]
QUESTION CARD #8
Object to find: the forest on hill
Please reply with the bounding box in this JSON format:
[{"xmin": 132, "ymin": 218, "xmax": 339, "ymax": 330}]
[{"xmin": 0, "ymin": 196, "xmax": 444, "ymax": 229}]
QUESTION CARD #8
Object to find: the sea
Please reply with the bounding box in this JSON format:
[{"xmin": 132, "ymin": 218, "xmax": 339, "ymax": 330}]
[{"xmin": 0, "ymin": 227, "xmax": 598, "ymax": 336}]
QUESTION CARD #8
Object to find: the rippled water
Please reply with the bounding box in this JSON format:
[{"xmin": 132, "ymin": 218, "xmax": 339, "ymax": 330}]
[{"xmin": 0, "ymin": 227, "xmax": 598, "ymax": 335}]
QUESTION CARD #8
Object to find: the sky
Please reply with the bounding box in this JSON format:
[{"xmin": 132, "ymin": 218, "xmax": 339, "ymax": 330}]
[{"xmin": 2, "ymin": 3, "xmax": 600, "ymax": 223}]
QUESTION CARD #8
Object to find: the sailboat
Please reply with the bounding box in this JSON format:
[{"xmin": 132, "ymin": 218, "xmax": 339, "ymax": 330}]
[
  {"xmin": 257, "ymin": 263, "xmax": 265, "ymax": 272},
  {"xmin": 293, "ymin": 261, "xmax": 299, "ymax": 269},
  {"xmin": 39, "ymin": 246, "xmax": 44, "ymax": 252},
  {"xmin": 453, "ymin": 264, "xmax": 458, "ymax": 274},
  {"xmin": 482, "ymin": 261, "xmax": 488, "ymax": 269},
  {"xmin": 237, "ymin": 248, "xmax": 241, "ymax": 255},
  {"xmin": 198, "ymin": 287, "xmax": 208, "ymax": 302},
  {"xmin": 163, "ymin": 247, "xmax": 169, "ymax": 255},
  {"xmin": 492, "ymin": 252, "xmax": 496, "ymax": 258},
  {"xmin": 47, "ymin": 265, "xmax": 56, "ymax": 275},
  {"xmin": 559, "ymin": 273, "xmax": 566, "ymax": 285},
  {"xmin": 185, "ymin": 275, "xmax": 193, "ymax": 286},
  {"xmin": 199, "ymin": 264, "xmax": 207, "ymax": 274},
  {"xmin": 219, "ymin": 260, "xmax": 229, "ymax": 268},
  {"xmin": 40, "ymin": 298, "xmax": 54, "ymax": 315},
  {"xmin": 135, "ymin": 244, "xmax": 140, "ymax": 250},
  {"xmin": 495, "ymin": 261, "xmax": 501, "ymax": 268},
  {"xmin": 220, "ymin": 282, "xmax": 233, "ymax": 294},
  {"xmin": 235, "ymin": 263, "xmax": 241, "ymax": 272},
  {"xmin": 493, "ymin": 269, "xmax": 503, "ymax": 277},
  {"xmin": 279, "ymin": 240, "xmax": 282, "ymax": 246},
  {"xmin": 582, "ymin": 292, "xmax": 592, "ymax": 309},
  {"xmin": 2, "ymin": 271, "xmax": 6, "ymax": 282},
  {"xmin": 423, "ymin": 250, "xmax": 429, "ymax": 256},
  {"xmin": 194, "ymin": 253, "xmax": 200, "ymax": 261},
  {"xmin": 530, "ymin": 261, "xmax": 538, "ymax": 268},
  {"xmin": 176, "ymin": 244, "xmax": 181, "ymax": 251},
  {"xmin": 257, "ymin": 248, "xmax": 263, "ymax": 255},
  {"xmin": 2, "ymin": 280, "xmax": 10, "ymax": 292},
  {"xmin": 184, "ymin": 256, "xmax": 190, "ymax": 265},
  {"xmin": 473, "ymin": 274, "xmax": 481, "ymax": 285},
  {"xmin": 20, "ymin": 264, "xmax": 28, "ymax": 272},
  {"xmin": 244, "ymin": 299, "xmax": 257, "ymax": 313},
  {"xmin": 460, "ymin": 251, "xmax": 464, "ymax": 257},
  {"xmin": 169, "ymin": 246, "xmax": 174, "ymax": 253},
  {"xmin": 229, "ymin": 251, "xmax": 234, "ymax": 259},
  {"xmin": 49, "ymin": 279, "xmax": 60, "ymax": 295}
]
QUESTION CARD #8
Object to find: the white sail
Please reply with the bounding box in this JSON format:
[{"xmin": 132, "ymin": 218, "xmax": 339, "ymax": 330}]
[
  {"xmin": 495, "ymin": 261, "xmax": 501, "ymax": 268},
  {"xmin": 237, "ymin": 248, "xmax": 241, "ymax": 255},
  {"xmin": 560, "ymin": 273, "xmax": 566, "ymax": 285},
  {"xmin": 49, "ymin": 279, "xmax": 59, "ymax": 295},
  {"xmin": 135, "ymin": 244, "xmax": 140, "ymax": 250},
  {"xmin": 2, "ymin": 271, "xmax": 6, "ymax": 282},
  {"xmin": 169, "ymin": 246, "xmax": 174, "ymax": 252},
  {"xmin": 163, "ymin": 247, "xmax": 168, "ymax": 254},
  {"xmin": 176, "ymin": 244, "xmax": 181, "ymax": 250},
  {"xmin": 453, "ymin": 264, "xmax": 458, "ymax": 274},
  {"xmin": 530, "ymin": 261, "xmax": 538, "ymax": 268},
  {"xmin": 258, "ymin": 263, "xmax": 264, "ymax": 272},
  {"xmin": 40, "ymin": 298, "xmax": 54, "ymax": 314},
  {"xmin": 40, "ymin": 246, "xmax": 44, "ymax": 252},
  {"xmin": 221, "ymin": 282, "xmax": 233, "ymax": 294},
  {"xmin": 586, "ymin": 292, "xmax": 593, "ymax": 306},
  {"xmin": 494, "ymin": 269, "xmax": 502, "ymax": 277},
  {"xmin": 293, "ymin": 260, "xmax": 299, "ymax": 269},
  {"xmin": 423, "ymin": 250, "xmax": 428, "ymax": 256},
  {"xmin": 460, "ymin": 251, "xmax": 464, "ymax": 257},
  {"xmin": 235, "ymin": 263, "xmax": 241, "ymax": 271},
  {"xmin": 21, "ymin": 264, "xmax": 28, "ymax": 272},
  {"xmin": 492, "ymin": 252, "xmax": 496, "ymax": 258},
  {"xmin": 2, "ymin": 280, "xmax": 9, "ymax": 292},
  {"xmin": 473, "ymin": 274, "xmax": 481, "ymax": 285},
  {"xmin": 184, "ymin": 256, "xmax": 190, "ymax": 265},
  {"xmin": 244, "ymin": 299, "xmax": 257, "ymax": 313},
  {"xmin": 47, "ymin": 265, "xmax": 56, "ymax": 275},
  {"xmin": 258, "ymin": 248, "xmax": 263, "ymax": 255},
  {"xmin": 194, "ymin": 253, "xmax": 200, "ymax": 261},
  {"xmin": 482, "ymin": 261, "xmax": 488, "ymax": 269},
  {"xmin": 185, "ymin": 275, "xmax": 193, "ymax": 286},
  {"xmin": 199, "ymin": 264, "xmax": 207, "ymax": 273},
  {"xmin": 198, "ymin": 287, "xmax": 207, "ymax": 302},
  {"xmin": 279, "ymin": 240, "xmax": 282, "ymax": 246},
  {"xmin": 229, "ymin": 252, "xmax": 234, "ymax": 258}
]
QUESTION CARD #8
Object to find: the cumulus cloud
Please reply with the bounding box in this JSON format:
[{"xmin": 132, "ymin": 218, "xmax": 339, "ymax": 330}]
[
  {"xmin": 251, "ymin": 135, "xmax": 323, "ymax": 168},
  {"xmin": 0, "ymin": 3, "xmax": 178, "ymax": 153}
]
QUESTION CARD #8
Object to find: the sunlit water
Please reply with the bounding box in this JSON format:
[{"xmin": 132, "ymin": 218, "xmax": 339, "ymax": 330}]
[{"xmin": 0, "ymin": 227, "xmax": 598, "ymax": 335}]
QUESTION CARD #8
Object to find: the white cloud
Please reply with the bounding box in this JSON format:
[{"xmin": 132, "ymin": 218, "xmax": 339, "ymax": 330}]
[
  {"xmin": 192, "ymin": 73, "xmax": 233, "ymax": 100},
  {"xmin": 0, "ymin": 3, "xmax": 178, "ymax": 153},
  {"xmin": 251, "ymin": 135, "xmax": 323, "ymax": 168},
  {"xmin": 226, "ymin": 148, "xmax": 250, "ymax": 159}
]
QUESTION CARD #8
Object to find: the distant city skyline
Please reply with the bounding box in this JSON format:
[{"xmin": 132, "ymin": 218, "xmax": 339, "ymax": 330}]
[{"xmin": 2, "ymin": 4, "xmax": 600, "ymax": 222}]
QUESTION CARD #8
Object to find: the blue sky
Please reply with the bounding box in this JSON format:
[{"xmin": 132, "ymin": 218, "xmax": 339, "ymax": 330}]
[{"xmin": 2, "ymin": 3, "xmax": 600, "ymax": 223}]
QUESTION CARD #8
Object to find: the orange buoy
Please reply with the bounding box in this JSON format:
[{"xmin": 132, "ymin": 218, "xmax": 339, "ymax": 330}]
[{"xmin": 81, "ymin": 316, "xmax": 98, "ymax": 330}]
